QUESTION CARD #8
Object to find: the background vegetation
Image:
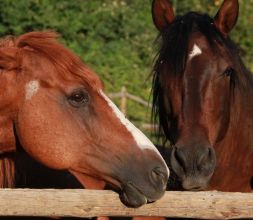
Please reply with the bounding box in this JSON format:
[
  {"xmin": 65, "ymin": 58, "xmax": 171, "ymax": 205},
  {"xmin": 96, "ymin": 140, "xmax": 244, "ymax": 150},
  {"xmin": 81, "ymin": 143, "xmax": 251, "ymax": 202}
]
[{"xmin": 0, "ymin": 0, "xmax": 252, "ymax": 140}]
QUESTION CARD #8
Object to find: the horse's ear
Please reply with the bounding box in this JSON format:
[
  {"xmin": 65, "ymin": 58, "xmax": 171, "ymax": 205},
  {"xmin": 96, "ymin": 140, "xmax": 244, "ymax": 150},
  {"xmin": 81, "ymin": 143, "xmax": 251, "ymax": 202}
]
[
  {"xmin": 214, "ymin": 0, "xmax": 239, "ymax": 37},
  {"xmin": 0, "ymin": 116, "xmax": 16, "ymax": 153},
  {"xmin": 152, "ymin": 0, "xmax": 175, "ymax": 32}
]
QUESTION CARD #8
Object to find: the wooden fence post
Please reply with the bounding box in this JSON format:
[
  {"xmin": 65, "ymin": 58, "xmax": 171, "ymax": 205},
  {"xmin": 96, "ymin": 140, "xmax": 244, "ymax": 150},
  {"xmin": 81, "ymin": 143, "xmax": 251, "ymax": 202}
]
[
  {"xmin": 108, "ymin": 87, "xmax": 156, "ymax": 130},
  {"xmin": 120, "ymin": 86, "xmax": 127, "ymax": 115}
]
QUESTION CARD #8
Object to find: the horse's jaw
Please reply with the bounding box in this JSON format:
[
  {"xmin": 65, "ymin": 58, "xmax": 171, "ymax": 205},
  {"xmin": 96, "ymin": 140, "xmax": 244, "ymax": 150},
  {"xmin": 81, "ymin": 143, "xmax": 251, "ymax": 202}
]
[{"xmin": 69, "ymin": 170, "xmax": 106, "ymax": 190}]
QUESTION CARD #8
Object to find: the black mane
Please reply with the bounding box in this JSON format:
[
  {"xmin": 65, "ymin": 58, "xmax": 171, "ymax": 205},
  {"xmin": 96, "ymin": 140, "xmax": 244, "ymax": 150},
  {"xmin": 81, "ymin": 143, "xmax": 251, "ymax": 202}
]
[{"xmin": 151, "ymin": 12, "xmax": 251, "ymax": 145}]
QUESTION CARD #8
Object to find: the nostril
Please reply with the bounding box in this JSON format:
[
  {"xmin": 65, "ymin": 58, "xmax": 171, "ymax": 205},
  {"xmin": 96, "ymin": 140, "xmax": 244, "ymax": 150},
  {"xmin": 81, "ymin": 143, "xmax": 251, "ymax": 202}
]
[
  {"xmin": 197, "ymin": 147, "xmax": 209, "ymax": 166},
  {"xmin": 207, "ymin": 148, "xmax": 215, "ymax": 164},
  {"xmin": 200, "ymin": 148, "xmax": 215, "ymax": 164},
  {"xmin": 197, "ymin": 147, "xmax": 216, "ymax": 173},
  {"xmin": 173, "ymin": 148, "xmax": 187, "ymax": 172},
  {"xmin": 150, "ymin": 167, "xmax": 168, "ymax": 188},
  {"xmin": 170, "ymin": 147, "xmax": 187, "ymax": 178}
]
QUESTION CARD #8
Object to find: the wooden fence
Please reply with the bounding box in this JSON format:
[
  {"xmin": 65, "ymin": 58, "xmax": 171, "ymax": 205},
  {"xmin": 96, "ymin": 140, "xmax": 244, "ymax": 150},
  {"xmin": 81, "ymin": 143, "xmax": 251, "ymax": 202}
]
[
  {"xmin": 0, "ymin": 189, "xmax": 252, "ymax": 219},
  {"xmin": 109, "ymin": 87, "xmax": 158, "ymax": 131},
  {"xmin": 108, "ymin": 86, "xmax": 151, "ymax": 115}
]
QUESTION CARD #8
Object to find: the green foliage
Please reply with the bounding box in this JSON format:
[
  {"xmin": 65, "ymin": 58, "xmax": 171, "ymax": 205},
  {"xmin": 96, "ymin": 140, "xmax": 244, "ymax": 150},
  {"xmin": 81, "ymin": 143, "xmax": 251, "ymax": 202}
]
[{"xmin": 0, "ymin": 0, "xmax": 252, "ymax": 139}]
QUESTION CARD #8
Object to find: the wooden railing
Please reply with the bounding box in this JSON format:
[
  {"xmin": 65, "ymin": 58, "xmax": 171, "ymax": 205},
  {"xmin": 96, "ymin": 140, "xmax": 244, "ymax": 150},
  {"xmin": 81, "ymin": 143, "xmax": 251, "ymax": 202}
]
[
  {"xmin": 108, "ymin": 86, "xmax": 157, "ymax": 131},
  {"xmin": 0, "ymin": 189, "xmax": 252, "ymax": 219},
  {"xmin": 108, "ymin": 86, "xmax": 151, "ymax": 115}
]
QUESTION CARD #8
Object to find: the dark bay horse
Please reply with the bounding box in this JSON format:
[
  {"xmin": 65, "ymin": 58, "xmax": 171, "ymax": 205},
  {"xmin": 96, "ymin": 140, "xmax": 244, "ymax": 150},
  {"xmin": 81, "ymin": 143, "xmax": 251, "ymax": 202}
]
[
  {"xmin": 151, "ymin": 0, "xmax": 253, "ymax": 194},
  {"xmin": 0, "ymin": 31, "xmax": 169, "ymax": 212}
]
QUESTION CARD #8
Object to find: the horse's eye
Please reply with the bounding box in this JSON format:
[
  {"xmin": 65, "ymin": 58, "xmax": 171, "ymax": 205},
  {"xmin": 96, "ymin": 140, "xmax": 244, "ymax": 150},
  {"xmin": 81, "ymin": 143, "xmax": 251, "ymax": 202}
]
[
  {"xmin": 223, "ymin": 67, "xmax": 234, "ymax": 77},
  {"xmin": 68, "ymin": 89, "xmax": 90, "ymax": 107}
]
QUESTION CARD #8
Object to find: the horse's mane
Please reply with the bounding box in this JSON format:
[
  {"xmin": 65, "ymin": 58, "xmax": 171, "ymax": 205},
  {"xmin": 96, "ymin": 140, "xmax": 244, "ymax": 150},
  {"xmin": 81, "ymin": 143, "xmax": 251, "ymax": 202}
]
[
  {"xmin": 0, "ymin": 31, "xmax": 102, "ymax": 88},
  {"xmin": 152, "ymin": 12, "xmax": 252, "ymax": 145},
  {"xmin": 0, "ymin": 155, "xmax": 15, "ymax": 188}
]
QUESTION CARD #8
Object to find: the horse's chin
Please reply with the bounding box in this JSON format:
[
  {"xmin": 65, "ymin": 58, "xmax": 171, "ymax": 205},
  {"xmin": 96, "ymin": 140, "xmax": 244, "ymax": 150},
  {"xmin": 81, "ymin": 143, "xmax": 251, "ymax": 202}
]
[
  {"xmin": 69, "ymin": 170, "xmax": 156, "ymax": 207},
  {"xmin": 181, "ymin": 177, "xmax": 210, "ymax": 191},
  {"xmin": 119, "ymin": 182, "xmax": 149, "ymax": 208}
]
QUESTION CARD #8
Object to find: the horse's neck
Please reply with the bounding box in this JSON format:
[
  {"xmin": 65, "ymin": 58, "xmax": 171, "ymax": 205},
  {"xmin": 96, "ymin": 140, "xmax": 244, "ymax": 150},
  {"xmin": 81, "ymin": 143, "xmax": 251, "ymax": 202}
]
[
  {"xmin": 211, "ymin": 83, "xmax": 253, "ymax": 192},
  {"xmin": 226, "ymin": 84, "xmax": 253, "ymax": 147}
]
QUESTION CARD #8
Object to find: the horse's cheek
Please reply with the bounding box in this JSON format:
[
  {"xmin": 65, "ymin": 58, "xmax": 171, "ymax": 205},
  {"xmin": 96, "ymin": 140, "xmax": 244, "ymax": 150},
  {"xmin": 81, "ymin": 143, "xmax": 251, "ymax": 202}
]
[{"xmin": 15, "ymin": 96, "xmax": 81, "ymax": 170}]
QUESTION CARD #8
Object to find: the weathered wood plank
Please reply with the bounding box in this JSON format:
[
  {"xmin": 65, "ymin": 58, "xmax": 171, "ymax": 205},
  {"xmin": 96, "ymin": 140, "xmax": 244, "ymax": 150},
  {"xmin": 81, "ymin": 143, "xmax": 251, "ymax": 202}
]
[{"xmin": 0, "ymin": 189, "xmax": 252, "ymax": 219}]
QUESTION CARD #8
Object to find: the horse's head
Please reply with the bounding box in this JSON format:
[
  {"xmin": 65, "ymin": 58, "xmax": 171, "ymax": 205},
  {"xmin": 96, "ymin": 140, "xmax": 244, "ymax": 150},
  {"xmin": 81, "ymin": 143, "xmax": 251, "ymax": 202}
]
[
  {"xmin": 152, "ymin": 0, "xmax": 241, "ymax": 190},
  {"xmin": 0, "ymin": 32, "xmax": 169, "ymax": 207}
]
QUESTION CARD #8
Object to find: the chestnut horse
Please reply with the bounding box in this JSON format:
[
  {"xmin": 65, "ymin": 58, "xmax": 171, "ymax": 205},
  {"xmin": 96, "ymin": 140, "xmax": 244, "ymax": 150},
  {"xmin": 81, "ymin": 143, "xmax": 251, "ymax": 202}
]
[
  {"xmin": 0, "ymin": 31, "xmax": 169, "ymax": 213},
  {"xmin": 152, "ymin": 0, "xmax": 253, "ymax": 194}
]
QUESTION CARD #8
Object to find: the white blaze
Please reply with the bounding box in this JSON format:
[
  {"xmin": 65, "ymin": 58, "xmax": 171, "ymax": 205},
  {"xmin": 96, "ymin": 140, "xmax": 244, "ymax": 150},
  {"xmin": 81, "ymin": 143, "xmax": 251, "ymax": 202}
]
[
  {"xmin": 25, "ymin": 80, "xmax": 40, "ymax": 100},
  {"xmin": 189, "ymin": 44, "xmax": 202, "ymax": 60},
  {"xmin": 100, "ymin": 90, "xmax": 169, "ymax": 173}
]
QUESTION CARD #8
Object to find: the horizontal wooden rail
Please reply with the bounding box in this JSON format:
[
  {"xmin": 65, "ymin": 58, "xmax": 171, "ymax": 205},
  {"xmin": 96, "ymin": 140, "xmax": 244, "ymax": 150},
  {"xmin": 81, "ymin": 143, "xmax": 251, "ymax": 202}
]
[
  {"xmin": 0, "ymin": 189, "xmax": 252, "ymax": 219},
  {"xmin": 108, "ymin": 91, "xmax": 151, "ymax": 107},
  {"xmin": 141, "ymin": 123, "xmax": 159, "ymax": 131}
]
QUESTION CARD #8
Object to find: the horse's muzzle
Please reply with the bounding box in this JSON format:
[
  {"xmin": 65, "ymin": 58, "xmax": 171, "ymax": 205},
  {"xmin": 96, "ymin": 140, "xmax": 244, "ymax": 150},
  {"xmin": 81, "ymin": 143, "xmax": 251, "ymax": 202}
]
[
  {"xmin": 170, "ymin": 145, "xmax": 216, "ymax": 190},
  {"xmin": 119, "ymin": 166, "xmax": 168, "ymax": 207}
]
